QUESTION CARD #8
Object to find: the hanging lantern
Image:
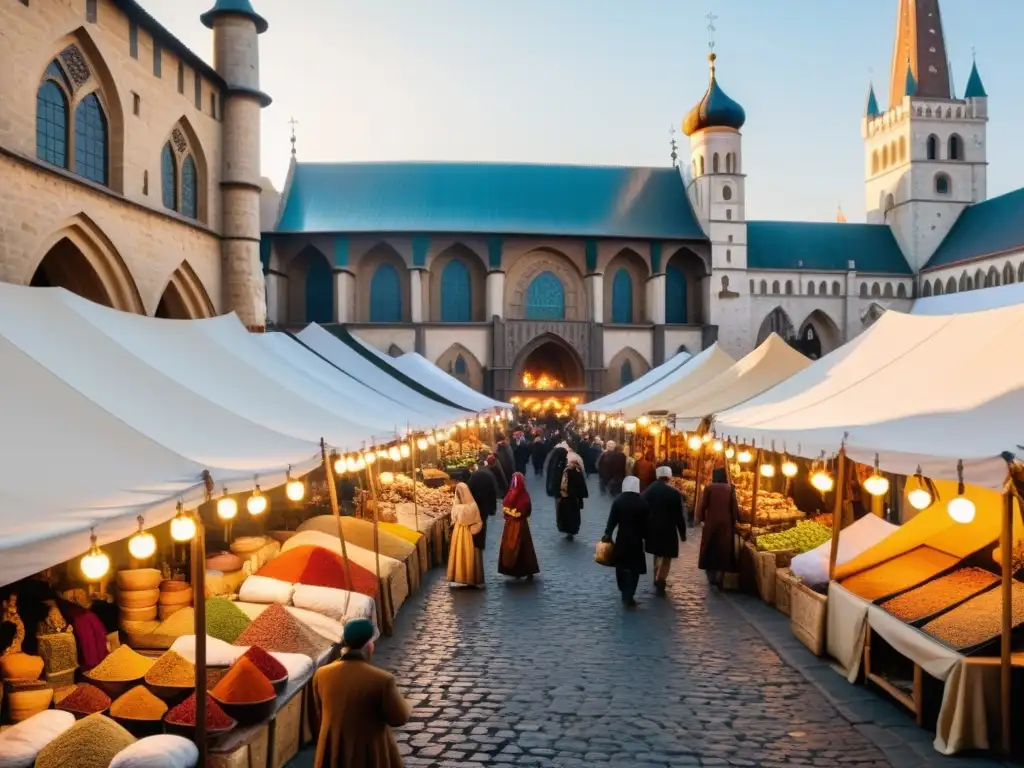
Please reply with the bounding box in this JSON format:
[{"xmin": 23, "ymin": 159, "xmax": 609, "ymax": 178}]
[
  {"xmin": 638, "ymin": 416, "xmax": 650, "ymax": 427},
  {"xmin": 906, "ymin": 466, "xmax": 934, "ymax": 510},
  {"xmin": 353, "ymin": 456, "xmax": 366, "ymax": 472},
  {"xmin": 947, "ymin": 460, "xmax": 975, "ymax": 524},
  {"xmin": 334, "ymin": 455, "xmax": 347, "ymax": 475},
  {"xmin": 863, "ymin": 454, "xmax": 890, "ymax": 497},
  {"xmin": 170, "ymin": 502, "xmax": 197, "ymax": 542},
  {"xmin": 759, "ymin": 463, "xmax": 776, "ymax": 478},
  {"xmin": 285, "ymin": 470, "xmax": 305, "ymax": 502},
  {"xmin": 216, "ymin": 488, "xmax": 238, "ymax": 521},
  {"xmin": 388, "ymin": 446, "xmax": 402, "ymax": 462},
  {"xmin": 725, "ymin": 446, "xmax": 736, "ymax": 460},
  {"xmin": 127, "ymin": 516, "xmax": 157, "ymax": 560},
  {"xmin": 400, "ymin": 443, "xmax": 411, "ymax": 459},
  {"xmin": 625, "ymin": 422, "xmax": 636, "ymax": 433},
  {"xmin": 80, "ymin": 530, "xmax": 110, "ymax": 582},
  {"xmin": 810, "ymin": 468, "xmax": 834, "ymax": 493},
  {"xmin": 363, "ymin": 451, "xmax": 377, "ymax": 465},
  {"xmin": 712, "ymin": 440, "xmax": 724, "ymax": 453},
  {"xmin": 687, "ymin": 435, "xmax": 702, "ymax": 451},
  {"xmin": 427, "ymin": 435, "xmax": 436, "ymax": 446},
  {"xmin": 648, "ymin": 425, "xmax": 661, "ymax": 436},
  {"xmin": 247, "ymin": 486, "xmax": 268, "ymax": 516},
  {"xmin": 781, "ymin": 458, "xmax": 798, "ymax": 478},
  {"xmin": 737, "ymin": 448, "xmax": 754, "ymax": 464},
  {"xmin": 417, "ymin": 438, "xmax": 429, "ymax": 451}
]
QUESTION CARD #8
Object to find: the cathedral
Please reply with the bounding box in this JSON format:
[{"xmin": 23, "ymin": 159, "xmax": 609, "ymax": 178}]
[{"xmin": 1, "ymin": 0, "xmax": 1021, "ymax": 402}]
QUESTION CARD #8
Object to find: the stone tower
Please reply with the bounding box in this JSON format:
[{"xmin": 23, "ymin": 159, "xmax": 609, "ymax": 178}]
[
  {"xmin": 201, "ymin": 0, "xmax": 271, "ymax": 330},
  {"xmin": 682, "ymin": 53, "xmax": 750, "ymax": 356},
  {"xmin": 863, "ymin": 0, "xmax": 988, "ymax": 272}
]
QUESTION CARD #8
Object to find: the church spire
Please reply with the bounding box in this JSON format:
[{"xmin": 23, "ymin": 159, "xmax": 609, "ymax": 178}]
[{"xmin": 888, "ymin": 0, "xmax": 951, "ymax": 108}]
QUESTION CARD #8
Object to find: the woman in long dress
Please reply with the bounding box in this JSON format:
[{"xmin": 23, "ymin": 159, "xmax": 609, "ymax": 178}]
[
  {"xmin": 556, "ymin": 451, "xmax": 588, "ymax": 541},
  {"xmin": 695, "ymin": 466, "xmax": 740, "ymax": 587},
  {"xmin": 447, "ymin": 482, "xmax": 485, "ymax": 587},
  {"xmin": 498, "ymin": 472, "xmax": 540, "ymax": 579}
]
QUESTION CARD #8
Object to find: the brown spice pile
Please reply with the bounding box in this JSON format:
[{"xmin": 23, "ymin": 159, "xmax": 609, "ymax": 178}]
[
  {"xmin": 921, "ymin": 580, "xmax": 1024, "ymax": 651},
  {"xmin": 56, "ymin": 683, "xmax": 111, "ymax": 716},
  {"xmin": 110, "ymin": 685, "xmax": 168, "ymax": 720},
  {"xmin": 881, "ymin": 567, "xmax": 999, "ymax": 622},
  {"xmin": 233, "ymin": 604, "xmax": 329, "ymax": 658},
  {"xmin": 144, "ymin": 650, "xmax": 195, "ymax": 687},
  {"xmin": 840, "ymin": 547, "xmax": 958, "ymax": 601}
]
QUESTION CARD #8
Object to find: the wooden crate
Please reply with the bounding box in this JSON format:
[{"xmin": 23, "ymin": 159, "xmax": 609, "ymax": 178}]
[
  {"xmin": 209, "ymin": 725, "xmax": 269, "ymax": 768},
  {"xmin": 754, "ymin": 549, "xmax": 796, "ymax": 605},
  {"xmin": 775, "ymin": 568, "xmax": 799, "ymax": 617},
  {"xmin": 790, "ymin": 581, "xmax": 828, "ymax": 656},
  {"xmin": 270, "ymin": 694, "xmax": 303, "ymax": 768}
]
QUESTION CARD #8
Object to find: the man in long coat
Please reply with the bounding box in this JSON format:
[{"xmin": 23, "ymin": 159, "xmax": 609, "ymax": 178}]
[
  {"xmin": 545, "ymin": 441, "xmax": 569, "ymax": 498},
  {"xmin": 494, "ymin": 433, "xmax": 516, "ymax": 485},
  {"xmin": 641, "ymin": 466, "xmax": 687, "ymax": 594},
  {"xmin": 599, "ymin": 441, "xmax": 627, "ymax": 496},
  {"xmin": 468, "ymin": 464, "xmax": 500, "ymax": 547},
  {"xmin": 311, "ymin": 618, "xmax": 411, "ymax": 767}
]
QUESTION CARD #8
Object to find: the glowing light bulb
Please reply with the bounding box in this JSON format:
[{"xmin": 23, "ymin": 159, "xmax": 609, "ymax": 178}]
[
  {"xmin": 380, "ymin": 472, "xmax": 395, "ymax": 484},
  {"xmin": 948, "ymin": 495, "xmax": 976, "ymax": 524},
  {"xmin": 400, "ymin": 444, "xmax": 411, "ymax": 459},
  {"xmin": 648, "ymin": 425, "xmax": 661, "ymax": 436},
  {"xmin": 598, "ymin": 414, "xmax": 607, "ymax": 423},
  {"xmin": 80, "ymin": 532, "xmax": 110, "ymax": 581},
  {"xmin": 702, "ymin": 433, "xmax": 712, "ymax": 444},
  {"xmin": 334, "ymin": 456, "xmax": 348, "ymax": 474},
  {"xmin": 353, "ymin": 456, "xmax": 365, "ymax": 472},
  {"xmin": 907, "ymin": 487, "xmax": 933, "ymax": 510},
  {"xmin": 448, "ymin": 427, "xmax": 457, "ymax": 437},
  {"xmin": 427, "ymin": 435, "xmax": 436, "ymax": 446},
  {"xmin": 457, "ymin": 420, "xmax": 468, "ymax": 429},
  {"xmin": 810, "ymin": 470, "xmax": 834, "ymax": 493},
  {"xmin": 759, "ymin": 463, "xmax": 776, "ymax": 478},
  {"xmin": 781, "ymin": 460, "xmax": 798, "ymax": 478},
  {"xmin": 737, "ymin": 449, "xmax": 753, "ymax": 464},
  {"xmin": 216, "ymin": 490, "xmax": 238, "ymax": 521},
  {"xmin": 638, "ymin": 416, "xmax": 650, "ymax": 427},
  {"xmin": 417, "ymin": 438, "xmax": 429, "ymax": 451},
  {"xmin": 625, "ymin": 422, "xmax": 636, "ymax": 432},
  {"xmin": 363, "ymin": 452, "xmax": 377, "ymax": 465},
  {"xmin": 863, "ymin": 474, "xmax": 890, "ymax": 497},
  {"xmin": 171, "ymin": 506, "xmax": 197, "ymax": 542},
  {"xmin": 688, "ymin": 436, "xmax": 702, "ymax": 451},
  {"xmin": 247, "ymin": 487, "xmax": 268, "ymax": 516},
  {"xmin": 286, "ymin": 476, "xmax": 305, "ymax": 502},
  {"xmin": 128, "ymin": 517, "xmax": 156, "ymax": 560},
  {"xmin": 435, "ymin": 431, "xmax": 446, "ymax": 442},
  {"xmin": 712, "ymin": 440, "xmax": 724, "ymax": 453},
  {"xmin": 388, "ymin": 446, "xmax": 402, "ymax": 462},
  {"xmin": 725, "ymin": 447, "xmax": 735, "ymax": 460}
]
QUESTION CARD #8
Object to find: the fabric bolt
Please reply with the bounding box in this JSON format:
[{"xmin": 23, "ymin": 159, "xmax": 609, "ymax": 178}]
[{"xmin": 0, "ymin": 710, "xmax": 76, "ymax": 768}]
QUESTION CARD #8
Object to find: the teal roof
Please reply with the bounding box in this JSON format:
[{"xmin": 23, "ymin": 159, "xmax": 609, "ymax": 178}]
[
  {"xmin": 905, "ymin": 65, "xmax": 918, "ymax": 97},
  {"xmin": 924, "ymin": 187, "xmax": 1024, "ymax": 270},
  {"xmin": 964, "ymin": 61, "xmax": 987, "ymax": 98},
  {"xmin": 275, "ymin": 162, "xmax": 706, "ymax": 240},
  {"xmin": 747, "ymin": 221, "xmax": 912, "ymax": 274},
  {"xmin": 682, "ymin": 54, "xmax": 746, "ymax": 136},
  {"xmin": 200, "ymin": 0, "xmax": 268, "ymax": 33},
  {"xmin": 865, "ymin": 84, "xmax": 881, "ymax": 118}
]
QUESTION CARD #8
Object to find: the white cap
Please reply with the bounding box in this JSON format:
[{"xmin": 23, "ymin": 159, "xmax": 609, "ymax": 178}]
[
  {"xmin": 656, "ymin": 465, "xmax": 672, "ymax": 479},
  {"xmin": 622, "ymin": 476, "xmax": 641, "ymax": 494}
]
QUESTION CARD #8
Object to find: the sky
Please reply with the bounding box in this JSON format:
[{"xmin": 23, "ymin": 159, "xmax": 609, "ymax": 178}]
[{"xmin": 150, "ymin": 0, "xmax": 1024, "ymax": 223}]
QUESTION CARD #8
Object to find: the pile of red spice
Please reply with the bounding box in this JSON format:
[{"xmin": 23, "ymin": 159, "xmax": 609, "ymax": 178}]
[
  {"xmin": 165, "ymin": 692, "xmax": 234, "ymax": 730},
  {"xmin": 242, "ymin": 646, "xmax": 288, "ymax": 682},
  {"xmin": 56, "ymin": 683, "xmax": 111, "ymax": 716},
  {"xmin": 258, "ymin": 545, "xmax": 378, "ymax": 596}
]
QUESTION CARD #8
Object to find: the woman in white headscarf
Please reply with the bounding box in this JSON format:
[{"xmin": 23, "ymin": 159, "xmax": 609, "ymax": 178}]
[
  {"xmin": 556, "ymin": 451, "xmax": 589, "ymax": 541},
  {"xmin": 447, "ymin": 482, "xmax": 485, "ymax": 587},
  {"xmin": 602, "ymin": 475, "xmax": 649, "ymax": 606}
]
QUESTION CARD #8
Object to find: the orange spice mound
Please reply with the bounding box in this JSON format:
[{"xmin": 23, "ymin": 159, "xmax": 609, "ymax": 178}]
[
  {"xmin": 212, "ymin": 656, "xmax": 275, "ymax": 704},
  {"xmin": 257, "ymin": 545, "xmax": 378, "ymax": 597}
]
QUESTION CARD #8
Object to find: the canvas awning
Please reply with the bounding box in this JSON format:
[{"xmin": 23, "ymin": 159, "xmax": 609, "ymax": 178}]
[
  {"xmin": 578, "ymin": 348, "xmax": 692, "ymax": 412},
  {"xmin": 663, "ymin": 334, "xmax": 811, "ymax": 430},
  {"xmin": 714, "ymin": 304, "xmax": 1024, "ymax": 489},
  {"xmin": 616, "ymin": 344, "xmax": 737, "ymax": 420}
]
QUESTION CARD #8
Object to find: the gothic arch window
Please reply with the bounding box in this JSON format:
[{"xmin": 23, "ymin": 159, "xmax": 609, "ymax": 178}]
[
  {"xmin": 948, "ymin": 134, "xmax": 963, "ymax": 161},
  {"xmin": 871, "ymin": 282, "xmax": 881, "ymax": 297},
  {"xmin": 160, "ymin": 127, "xmax": 201, "ymax": 220},
  {"xmin": 934, "ymin": 280, "xmax": 944, "ymax": 296},
  {"xmin": 883, "ymin": 283, "xmax": 894, "ymax": 298},
  {"xmin": 807, "ymin": 282, "xmax": 815, "ymax": 296},
  {"xmin": 36, "ymin": 68, "xmax": 69, "ymax": 167},
  {"xmin": 934, "ymin": 173, "xmax": 951, "ymax": 195},
  {"xmin": 859, "ymin": 283, "xmax": 868, "ymax": 298},
  {"xmin": 369, "ymin": 262, "xmax": 402, "ymax": 322},
  {"xmin": 922, "ymin": 281, "xmax": 932, "ymax": 297},
  {"xmin": 181, "ymin": 156, "xmax": 197, "ymax": 219},
  {"xmin": 611, "ymin": 268, "xmax": 633, "ymax": 323},
  {"xmin": 453, "ymin": 354, "xmax": 468, "ymax": 380},
  {"xmin": 712, "ymin": 153, "xmax": 720, "ymax": 173},
  {"xmin": 975, "ymin": 268, "xmax": 984, "ymax": 288},
  {"xmin": 926, "ymin": 134, "xmax": 939, "ymax": 160},
  {"xmin": 759, "ymin": 279, "xmax": 768, "ymax": 294},
  {"xmin": 1003, "ymin": 262, "xmax": 1015, "ymax": 284},
  {"xmin": 525, "ymin": 271, "xmax": 565, "ymax": 320},
  {"xmin": 74, "ymin": 93, "xmax": 107, "ymax": 185},
  {"xmin": 665, "ymin": 265, "xmax": 689, "ymax": 323},
  {"xmin": 440, "ymin": 258, "xmax": 471, "ymax": 321},
  {"xmin": 871, "ymin": 151, "xmax": 879, "ymax": 175},
  {"xmin": 896, "ymin": 283, "xmax": 908, "ymax": 298},
  {"xmin": 946, "ymin": 276, "xmax": 957, "ymax": 294},
  {"xmin": 898, "ymin": 136, "xmax": 907, "ymax": 163},
  {"xmin": 959, "ymin": 272, "xmax": 968, "ymax": 291},
  {"xmin": 771, "ymin": 280, "xmax": 780, "ymax": 295},
  {"xmin": 986, "ymin": 266, "xmax": 999, "ymax": 288},
  {"xmin": 784, "ymin": 280, "xmax": 793, "ymax": 295},
  {"xmin": 620, "ymin": 360, "xmax": 634, "ymax": 387},
  {"xmin": 884, "ymin": 194, "xmax": 895, "ymax": 217},
  {"xmin": 160, "ymin": 143, "xmax": 177, "ymax": 210},
  {"xmin": 832, "ymin": 281, "xmax": 841, "ymax": 296}
]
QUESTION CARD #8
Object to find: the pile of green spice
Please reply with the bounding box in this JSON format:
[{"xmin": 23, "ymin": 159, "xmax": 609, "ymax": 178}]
[
  {"xmin": 110, "ymin": 685, "xmax": 168, "ymax": 721},
  {"xmin": 165, "ymin": 692, "xmax": 234, "ymax": 730},
  {"xmin": 87, "ymin": 645, "xmax": 155, "ymax": 682},
  {"xmin": 143, "ymin": 649, "xmax": 195, "ymax": 687},
  {"xmin": 56, "ymin": 683, "xmax": 111, "ymax": 716},
  {"xmin": 35, "ymin": 714, "xmax": 136, "ymax": 768},
  {"xmin": 206, "ymin": 599, "xmax": 252, "ymax": 643}
]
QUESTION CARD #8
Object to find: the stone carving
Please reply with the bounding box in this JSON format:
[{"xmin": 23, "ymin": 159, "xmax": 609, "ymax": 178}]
[
  {"xmin": 171, "ymin": 128, "xmax": 189, "ymax": 155},
  {"xmin": 59, "ymin": 45, "xmax": 91, "ymax": 89},
  {"xmin": 718, "ymin": 275, "xmax": 739, "ymax": 299}
]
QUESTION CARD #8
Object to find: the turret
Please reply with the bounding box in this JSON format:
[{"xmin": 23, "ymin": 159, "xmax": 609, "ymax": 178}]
[{"xmin": 201, "ymin": 0, "xmax": 271, "ymax": 330}]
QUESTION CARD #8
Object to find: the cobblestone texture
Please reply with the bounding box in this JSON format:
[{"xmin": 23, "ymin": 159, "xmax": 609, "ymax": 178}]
[{"xmin": 290, "ymin": 474, "xmax": 903, "ymax": 767}]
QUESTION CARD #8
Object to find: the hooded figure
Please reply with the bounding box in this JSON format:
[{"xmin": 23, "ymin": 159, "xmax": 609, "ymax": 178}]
[
  {"xmin": 696, "ymin": 466, "xmax": 740, "ymax": 587},
  {"xmin": 494, "ymin": 433, "xmax": 516, "ymax": 485},
  {"xmin": 485, "ymin": 454, "xmax": 509, "ymax": 497},
  {"xmin": 603, "ymin": 475, "xmax": 649, "ymax": 606},
  {"xmin": 498, "ymin": 472, "xmax": 540, "ymax": 579},
  {"xmin": 512, "ymin": 432, "xmax": 532, "ymax": 476},
  {"xmin": 545, "ymin": 441, "xmax": 570, "ymax": 498},
  {"xmin": 556, "ymin": 451, "xmax": 589, "ymax": 539},
  {"xmin": 447, "ymin": 482, "xmax": 485, "ymax": 587}
]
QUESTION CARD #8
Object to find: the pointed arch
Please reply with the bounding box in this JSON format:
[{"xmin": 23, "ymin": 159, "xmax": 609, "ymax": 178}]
[
  {"xmin": 861, "ymin": 303, "xmax": 886, "ymax": 329},
  {"xmin": 948, "ymin": 134, "xmax": 963, "ymax": 161},
  {"xmin": 819, "ymin": 280, "xmax": 828, "ymax": 295},
  {"xmin": 435, "ymin": 343, "xmax": 485, "ymax": 392},
  {"xmin": 356, "ymin": 242, "xmax": 408, "ymax": 322},
  {"xmin": 506, "ymin": 247, "xmax": 585, "ymax": 321},
  {"xmin": 921, "ymin": 280, "xmax": 932, "ymax": 298},
  {"xmin": 603, "ymin": 247, "xmax": 647, "ymax": 323},
  {"xmin": 975, "ymin": 268, "xmax": 984, "ymax": 289},
  {"xmin": 525, "ymin": 271, "xmax": 565, "ymax": 320},
  {"xmin": 926, "ymin": 134, "xmax": 939, "ymax": 160},
  {"xmin": 512, "ymin": 332, "xmax": 586, "ymax": 391},
  {"xmin": 604, "ymin": 347, "xmax": 650, "ymax": 395},
  {"xmin": 284, "ymin": 245, "xmax": 334, "ymax": 324},
  {"xmin": 896, "ymin": 283, "xmax": 907, "ymax": 298},
  {"xmin": 933, "ymin": 279, "xmax": 943, "ymax": 296},
  {"xmin": 945, "ymin": 276, "xmax": 957, "ymax": 294},
  {"xmin": 159, "ymin": 116, "xmax": 209, "ymax": 223},
  {"xmin": 798, "ymin": 309, "xmax": 842, "ymax": 359},
  {"xmin": 27, "ymin": 213, "xmax": 143, "ymax": 313},
  {"xmin": 756, "ymin": 307, "xmax": 795, "ymax": 345},
  {"xmin": 832, "ymin": 281, "xmax": 842, "ymax": 296},
  {"xmin": 883, "ymin": 283, "xmax": 894, "ymax": 298},
  {"xmin": 429, "ymin": 242, "xmax": 486, "ymax": 322},
  {"xmin": 986, "ymin": 266, "xmax": 999, "ymax": 288},
  {"xmin": 959, "ymin": 272, "xmax": 969, "ymax": 292},
  {"xmin": 1003, "ymin": 262, "xmax": 1015, "ymax": 285},
  {"xmin": 370, "ymin": 263, "xmax": 403, "ymax": 322},
  {"xmin": 859, "ymin": 283, "xmax": 868, "ymax": 298},
  {"xmin": 871, "ymin": 282, "xmax": 881, "ymax": 297},
  {"xmin": 388, "ymin": 343, "xmax": 404, "ymax": 357},
  {"xmin": 155, "ymin": 260, "xmax": 215, "ymax": 319}
]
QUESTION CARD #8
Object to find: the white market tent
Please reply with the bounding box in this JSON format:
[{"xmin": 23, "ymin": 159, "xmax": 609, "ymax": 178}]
[
  {"xmin": 664, "ymin": 334, "xmax": 812, "ymax": 431},
  {"xmin": 714, "ymin": 304, "xmax": 1024, "ymax": 489},
  {"xmin": 913, "ymin": 280, "xmax": 1024, "ymax": 316},
  {"xmin": 297, "ymin": 324, "xmax": 473, "ymax": 427},
  {"xmin": 616, "ymin": 344, "xmax": 737, "ymax": 420},
  {"xmin": 579, "ymin": 348, "xmax": 692, "ymax": 412}
]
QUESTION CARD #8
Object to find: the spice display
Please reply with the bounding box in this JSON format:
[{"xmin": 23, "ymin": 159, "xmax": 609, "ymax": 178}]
[
  {"xmin": 880, "ymin": 567, "xmax": 1000, "ymax": 622},
  {"xmin": 110, "ymin": 685, "xmax": 168, "ymax": 720},
  {"xmin": 242, "ymin": 645, "xmax": 288, "ymax": 681},
  {"xmin": 756, "ymin": 521, "xmax": 832, "ymax": 554},
  {"xmin": 206, "ymin": 599, "xmax": 252, "ymax": 644},
  {"xmin": 87, "ymin": 645, "xmax": 155, "ymax": 682},
  {"xmin": 212, "ymin": 656, "xmax": 276, "ymax": 703},
  {"xmin": 233, "ymin": 603, "xmax": 329, "ymax": 658},
  {"xmin": 56, "ymin": 683, "xmax": 112, "ymax": 715},
  {"xmin": 921, "ymin": 580, "xmax": 1024, "ymax": 651},
  {"xmin": 34, "ymin": 714, "xmax": 136, "ymax": 768},
  {"xmin": 207, "ymin": 667, "xmax": 229, "ymax": 689},
  {"xmin": 375, "ymin": 474, "xmax": 454, "ymax": 518},
  {"xmin": 165, "ymin": 692, "xmax": 234, "ymax": 729},
  {"xmin": 38, "ymin": 632, "xmax": 78, "ymax": 676},
  {"xmin": 840, "ymin": 547, "xmax": 958, "ymax": 601},
  {"xmin": 144, "ymin": 650, "xmax": 195, "ymax": 687},
  {"xmin": 259, "ymin": 545, "xmax": 378, "ymax": 596}
]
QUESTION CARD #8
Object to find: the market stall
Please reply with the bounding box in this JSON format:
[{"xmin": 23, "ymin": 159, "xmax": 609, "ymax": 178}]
[
  {"xmin": 614, "ymin": 344, "xmax": 735, "ymax": 420},
  {"xmin": 579, "ymin": 347, "xmax": 692, "ymax": 413}
]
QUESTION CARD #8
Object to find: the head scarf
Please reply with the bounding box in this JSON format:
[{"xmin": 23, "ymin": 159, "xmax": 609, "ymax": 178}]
[
  {"xmin": 622, "ymin": 476, "xmax": 641, "ymax": 495},
  {"xmin": 656, "ymin": 465, "xmax": 672, "ymax": 479},
  {"xmin": 503, "ymin": 472, "xmax": 531, "ymax": 518},
  {"xmin": 452, "ymin": 482, "xmax": 483, "ymax": 532}
]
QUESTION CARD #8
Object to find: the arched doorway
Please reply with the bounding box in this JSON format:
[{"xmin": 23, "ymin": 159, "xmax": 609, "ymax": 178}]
[
  {"xmin": 286, "ymin": 245, "xmax": 333, "ymax": 324},
  {"xmin": 797, "ymin": 310, "xmax": 842, "ymax": 360},
  {"xmin": 511, "ymin": 334, "xmax": 585, "ymax": 393},
  {"xmin": 30, "ymin": 237, "xmax": 114, "ymax": 307},
  {"xmin": 664, "ymin": 247, "xmax": 708, "ymax": 324},
  {"xmin": 156, "ymin": 261, "xmax": 215, "ymax": 319},
  {"xmin": 756, "ymin": 307, "xmax": 795, "ymax": 345}
]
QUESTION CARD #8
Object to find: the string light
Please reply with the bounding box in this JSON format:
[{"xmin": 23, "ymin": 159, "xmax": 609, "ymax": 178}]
[
  {"xmin": 759, "ymin": 463, "xmax": 776, "ymax": 478},
  {"xmin": 435, "ymin": 431, "xmax": 446, "ymax": 442},
  {"xmin": 638, "ymin": 416, "xmax": 650, "ymax": 427},
  {"xmin": 400, "ymin": 443, "xmax": 411, "ymax": 459},
  {"xmin": 216, "ymin": 488, "xmax": 238, "ymax": 521},
  {"xmin": 247, "ymin": 485, "xmax": 268, "ymax": 516},
  {"xmin": 80, "ymin": 529, "xmax": 110, "ymax": 581},
  {"xmin": 648, "ymin": 425, "xmax": 661, "ymax": 436},
  {"xmin": 810, "ymin": 464, "xmax": 834, "ymax": 493},
  {"xmin": 688, "ymin": 435, "xmax": 702, "ymax": 451},
  {"xmin": 353, "ymin": 455, "xmax": 366, "ymax": 472},
  {"xmin": 427, "ymin": 435, "xmax": 436, "ymax": 446},
  {"xmin": 947, "ymin": 459, "xmax": 975, "ymax": 524},
  {"xmin": 417, "ymin": 438, "xmax": 429, "ymax": 451},
  {"xmin": 781, "ymin": 457, "xmax": 798, "ymax": 478},
  {"xmin": 170, "ymin": 502, "xmax": 197, "ymax": 542},
  {"xmin": 127, "ymin": 516, "xmax": 156, "ymax": 560},
  {"xmin": 737, "ymin": 448, "xmax": 754, "ymax": 464},
  {"xmin": 712, "ymin": 440, "xmax": 724, "ymax": 453},
  {"xmin": 725, "ymin": 446, "xmax": 735, "ymax": 460},
  {"xmin": 863, "ymin": 454, "xmax": 890, "ymax": 497},
  {"xmin": 334, "ymin": 455, "xmax": 347, "ymax": 475},
  {"xmin": 701, "ymin": 433, "xmax": 712, "ymax": 444},
  {"xmin": 388, "ymin": 446, "xmax": 402, "ymax": 462},
  {"xmin": 285, "ymin": 469, "xmax": 305, "ymax": 502},
  {"xmin": 907, "ymin": 466, "xmax": 934, "ymax": 510},
  {"xmin": 380, "ymin": 472, "xmax": 395, "ymax": 485}
]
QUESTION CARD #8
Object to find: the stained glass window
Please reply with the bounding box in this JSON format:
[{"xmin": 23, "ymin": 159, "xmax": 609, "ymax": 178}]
[
  {"xmin": 181, "ymin": 155, "xmax": 198, "ymax": 219},
  {"xmin": 621, "ymin": 360, "xmax": 634, "ymax": 387},
  {"xmin": 665, "ymin": 265, "xmax": 688, "ymax": 324},
  {"xmin": 611, "ymin": 268, "xmax": 632, "ymax": 323},
  {"xmin": 161, "ymin": 143, "xmax": 177, "ymax": 210},
  {"xmin": 36, "ymin": 81, "xmax": 68, "ymax": 168},
  {"xmin": 74, "ymin": 93, "xmax": 107, "ymax": 185},
  {"xmin": 440, "ymin": 259, "xmax": 471, "ymax": 322},
  {"xmin": 525, "ymin": 271, "xmax": 565, "ymax": 320},
  {"xmin": 370, "ymin": 263, "xmax": 402, "ymax": 322}
]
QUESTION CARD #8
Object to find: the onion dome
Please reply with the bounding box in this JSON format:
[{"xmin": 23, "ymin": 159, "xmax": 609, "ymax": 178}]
[
  {"xmin": 964, "ymin": 59, "xmax": 987, "ymax": 99},
  {"xmin": 201, "ymin": 0, "xmax": 268, "ymax": 34},
  {"xmin": 682, "ymin": 53, "xmax": 746, "ymax": 137}
]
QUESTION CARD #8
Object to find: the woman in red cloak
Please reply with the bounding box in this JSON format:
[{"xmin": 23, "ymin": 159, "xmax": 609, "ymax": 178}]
[{"xmin": 498, "ymin": 473, "xmax": 540, "ymax": 580}]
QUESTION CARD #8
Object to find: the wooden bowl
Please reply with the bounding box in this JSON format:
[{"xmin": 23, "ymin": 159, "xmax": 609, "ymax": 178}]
[
  {"xmin": 158, "ymin": 587, "xmax": 193, "ymax": 606},
  {"xmin": 118, "ymin": 588, "xmax": 160, "ymax": 609},
  {"xmin": 210, "ymin": 694, "xmax": 276, "ymax": 726},
  {"xmin": 230, "ymin": 536, "xmax": 267, "ymax": 556},
  {"xmin": 158, "ymin": 603, "xmax": 188, "ymax": 622},
  {"xmin": 83, "ymin": 672, "xmax": 145, "ymax": 700},
  {"xmin": 119, "ymin": 604, "xmax": 158, "ymax": 622},
  {"xmin": 160, "ymin": 579, "xmax": 191, "ymax": 592},
  {"xmin": 117, "ymin": 569, "xmax": 162, "ymax": 591},
  {"xmin": 7, "ymin": 686, "xmax": 53, "ymax": 722}
]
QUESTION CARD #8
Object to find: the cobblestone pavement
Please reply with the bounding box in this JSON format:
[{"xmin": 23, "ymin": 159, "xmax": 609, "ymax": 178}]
[{"xmin": 288, "ymin": 472, "xmax": 914, "ymax": 767}]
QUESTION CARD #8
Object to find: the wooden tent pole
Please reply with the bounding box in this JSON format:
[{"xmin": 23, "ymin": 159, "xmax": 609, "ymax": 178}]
[
  {"xmin": 367, "ymin": 445, "xmax": 385, "ymax": 634},
  {"xmin": 999, "ymin": 484, "xmax": 1013, "ymax": 755},
  {"xmin": 321, "ymin": 440, "xmax": 354, "ymax": 611},
  {"xmin": 827, "ymin": 449, "xmax": 847, "ymax": 581},
  {"xmin": 410, "ymin": 424, "xmax": 420, "ymax": 535},
  {"xmin": 193, "ymin": 473, "xmax": 213, "ymax": 768},
  {"xmin": 750, "ymin": 445, "xmax": 762, "ymax": 532}
]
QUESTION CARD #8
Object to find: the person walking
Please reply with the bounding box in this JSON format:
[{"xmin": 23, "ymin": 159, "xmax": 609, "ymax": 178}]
[
  {"xmin": 447, "ymin": 482, "xmax": 485, "ymax": 587},
  {"xmin": 633, "ymin": 450, "xmax": 657, "ymax": 492},
  {"xmin": 311, "ymin": 617, "xmax": 411, "ymax": 768},
  {"xmin": 494, "ymin": 432, "xmax": 516, "ymax": 485},
  {"xmin": 498, "ymin": 472, "xmax": 540, "ymax": 579},
  {"xmin": 556, "ymin": 451, "xmax": 589, "ymax": 541},
  {"xmin": 599, "ymin": 441, "xmax": 627, "ymax": 496},
  {"xmin": 602, "ymin": 476, "xmax": 649, "ymax": 607},
  {"xmin": 545, "ymin": 440, "xmax": 570, "ymax": 498},
  {"xmin": 512, "ymin": 431, "xmax": 531, "ymax": 476},
  {"xmin": 695, "ymin": 465, "xmax": 740, "ymax": 588},
  {"xmin": 485, "ymin": 454, "xmax": 509, "ymax": 497},
  {"xmin": 530, "ymin": 434, "xmax": 547, "ymax": 477},
  {"xmin": 641, "ymin": 466, "xmax": 687, "ymax": 594}
]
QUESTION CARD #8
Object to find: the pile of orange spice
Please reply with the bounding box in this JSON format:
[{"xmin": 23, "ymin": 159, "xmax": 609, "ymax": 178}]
[{"xmin": 211, "ymin": 656, "xmax": 275, "ymax": 704}]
